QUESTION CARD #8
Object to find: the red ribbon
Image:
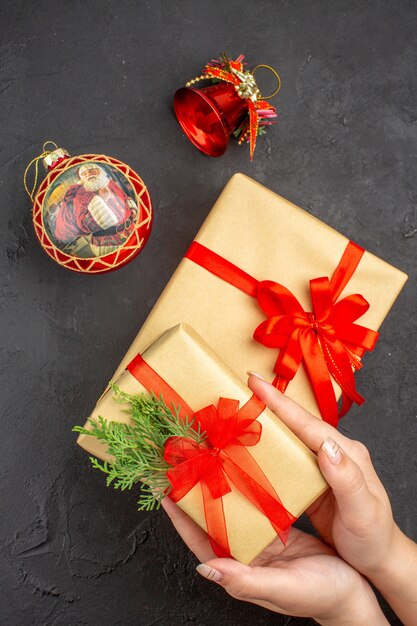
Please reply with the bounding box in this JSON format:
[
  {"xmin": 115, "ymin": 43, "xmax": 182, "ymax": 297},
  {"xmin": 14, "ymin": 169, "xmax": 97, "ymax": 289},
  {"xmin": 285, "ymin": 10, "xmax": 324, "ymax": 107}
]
[
  {"xmin": 127, "ymin": 354, "xmax": 296, "ymax": 558},
  {"xmin": 185, "ymin": 240, "xmax": 379, "ymax": 427}
]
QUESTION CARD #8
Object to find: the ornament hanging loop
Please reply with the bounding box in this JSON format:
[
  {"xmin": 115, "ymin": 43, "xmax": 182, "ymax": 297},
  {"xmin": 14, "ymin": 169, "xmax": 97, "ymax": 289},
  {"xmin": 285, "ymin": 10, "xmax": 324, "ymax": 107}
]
[
  {"xmin": 42, "ymin": 140, "xmax": 59, "ymax": 153},
  {"xmin": 252, "ymin": 65, "xmax": 281, "ymax": 99},
  {"xmin": 23, "ymin": 141, "xmax": 62, "ymax": 202}
]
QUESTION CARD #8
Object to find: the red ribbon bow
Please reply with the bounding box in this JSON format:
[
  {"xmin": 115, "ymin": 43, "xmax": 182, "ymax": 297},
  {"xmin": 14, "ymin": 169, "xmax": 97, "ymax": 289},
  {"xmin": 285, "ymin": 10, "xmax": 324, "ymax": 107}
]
[
  {"xmin": 254, "ymin": 274, "xmax": 378, "ymax": 426},
  {"xmin": 127, "ymin": 356, "xmax": 296, "ymax": 558},
  {"xmin": 185, "ymin": 239, "xmax": 379, "ymax": 427},
  {"xmin": 164, "ymin": 396, "xmax": 295, "ymax": 557}
]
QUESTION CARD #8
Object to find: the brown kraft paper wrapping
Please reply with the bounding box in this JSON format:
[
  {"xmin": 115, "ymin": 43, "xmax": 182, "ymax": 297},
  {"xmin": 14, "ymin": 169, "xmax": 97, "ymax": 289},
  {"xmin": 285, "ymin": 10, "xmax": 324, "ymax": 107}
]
[
  {"xmin": 100, "ymin": 174, "xmax": 408, "ymax": 418},
  {"xmin": 77, "ymin": 324, "xmax": 328, "ymax": 564}
]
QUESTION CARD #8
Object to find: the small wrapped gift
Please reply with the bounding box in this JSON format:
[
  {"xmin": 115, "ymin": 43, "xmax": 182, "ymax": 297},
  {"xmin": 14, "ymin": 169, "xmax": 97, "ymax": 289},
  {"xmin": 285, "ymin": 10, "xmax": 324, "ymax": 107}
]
[
  {"xmin": 77, "ymin": 324, "xmax": 327, "ymax": 564},
  {"xmin": 99, "ymin": 174, "xmax": 407, "ymax": 426}
]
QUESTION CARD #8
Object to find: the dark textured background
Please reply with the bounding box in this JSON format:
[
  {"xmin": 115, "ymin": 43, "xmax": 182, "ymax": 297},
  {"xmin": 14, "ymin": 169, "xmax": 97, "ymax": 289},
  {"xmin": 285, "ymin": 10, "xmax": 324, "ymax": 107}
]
[{"xmin": 1, "ymin": 1, "xmax": 416, "ymax": 624}]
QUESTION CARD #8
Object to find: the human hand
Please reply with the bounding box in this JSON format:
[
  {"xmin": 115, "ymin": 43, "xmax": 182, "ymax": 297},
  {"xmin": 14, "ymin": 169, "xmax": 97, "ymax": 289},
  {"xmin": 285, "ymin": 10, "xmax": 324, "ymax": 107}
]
[
  {"xmin": 248, "ymin": 373, "xmax": 417, "ymax": 625},
  {"xmin": 247, "ymin": 373, "xmax": 395, "ymax": 577},
  {"xmin": 161, "ymin": 498, "xmax": 388, "ymax": 625}
]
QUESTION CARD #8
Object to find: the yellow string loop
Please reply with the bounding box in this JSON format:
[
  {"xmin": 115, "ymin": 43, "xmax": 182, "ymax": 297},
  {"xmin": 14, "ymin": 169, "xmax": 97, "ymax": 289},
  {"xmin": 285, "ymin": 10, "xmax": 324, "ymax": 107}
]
[
  {"xmin": 23, "ymin": 141, "xmax": 59, "ymax": 201},
  {"xmin": 252, "ymin": 64, "xmax": 281, "ymax": 99}
]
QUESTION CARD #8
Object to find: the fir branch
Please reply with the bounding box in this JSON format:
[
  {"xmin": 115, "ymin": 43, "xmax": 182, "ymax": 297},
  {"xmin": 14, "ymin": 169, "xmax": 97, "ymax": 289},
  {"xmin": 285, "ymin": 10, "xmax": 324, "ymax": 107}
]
[{"xmin": 73, "ymin": 387, "xmax": 206, "ymax": 511}]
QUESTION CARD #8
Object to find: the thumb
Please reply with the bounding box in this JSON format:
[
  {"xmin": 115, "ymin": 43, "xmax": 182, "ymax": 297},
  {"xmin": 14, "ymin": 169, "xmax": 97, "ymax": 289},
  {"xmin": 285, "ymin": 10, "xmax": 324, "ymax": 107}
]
[
  {"xmin": 196, "ymin": 558, "xmax": 290, "ymax": 603},
  {"xmin": 318, "ymin": 438, "xmax": 372, "ymax": 523}
]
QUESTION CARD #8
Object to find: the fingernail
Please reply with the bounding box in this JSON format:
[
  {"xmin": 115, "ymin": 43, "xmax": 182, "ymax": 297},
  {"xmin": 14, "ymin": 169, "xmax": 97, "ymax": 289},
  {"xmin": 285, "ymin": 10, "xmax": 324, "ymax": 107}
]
[
  {"xmin": 322, "ymin": 438, "xmax": 342, "ymax": 465},
  {"xmin": 196, "ymin": 563, "xmax": 223, "ymax": 582},
  {"xmin": 247, "ymin": 370, "xmax": 266, "ymax": 381}
]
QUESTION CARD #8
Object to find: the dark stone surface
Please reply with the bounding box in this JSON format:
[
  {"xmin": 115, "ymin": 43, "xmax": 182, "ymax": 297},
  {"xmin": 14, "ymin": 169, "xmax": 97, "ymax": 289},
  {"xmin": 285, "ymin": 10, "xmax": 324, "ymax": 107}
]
[{"xmin": 0, "ymin": 0, "xmax": 416, "ymax": 624}]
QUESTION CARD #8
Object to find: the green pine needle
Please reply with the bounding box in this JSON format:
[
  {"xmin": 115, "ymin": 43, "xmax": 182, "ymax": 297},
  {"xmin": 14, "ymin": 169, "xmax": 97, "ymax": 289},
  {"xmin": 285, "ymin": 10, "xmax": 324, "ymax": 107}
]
[{"xmin": 73, "ymin": 385, "xmax": 206, "ymax": 511}]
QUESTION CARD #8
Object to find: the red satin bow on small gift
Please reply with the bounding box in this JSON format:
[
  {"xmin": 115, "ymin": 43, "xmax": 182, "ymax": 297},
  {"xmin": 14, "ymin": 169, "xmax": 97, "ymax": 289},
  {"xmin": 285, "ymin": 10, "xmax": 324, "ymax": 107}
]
[
  {"xmin": 164, "ymin": 397, "xmax": 296, "ymax": 558},
  {"xmin": 127, "ymin": 355, "xmax": 296, "ymax": 559},
  {"xmin": 185, "ymin": 240, "xmax": 380, "ymax": 427}
]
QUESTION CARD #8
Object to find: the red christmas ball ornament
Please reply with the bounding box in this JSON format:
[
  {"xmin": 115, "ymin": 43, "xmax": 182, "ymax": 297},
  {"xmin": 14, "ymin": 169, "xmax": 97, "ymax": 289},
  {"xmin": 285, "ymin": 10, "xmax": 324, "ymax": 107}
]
[
  {"xmin": 24, "ymin": 142, "xmax": 153, "ymax": 274},
  {"xmin": 174, "ymin": 53, "xmax": 281, "ymax": 160}
]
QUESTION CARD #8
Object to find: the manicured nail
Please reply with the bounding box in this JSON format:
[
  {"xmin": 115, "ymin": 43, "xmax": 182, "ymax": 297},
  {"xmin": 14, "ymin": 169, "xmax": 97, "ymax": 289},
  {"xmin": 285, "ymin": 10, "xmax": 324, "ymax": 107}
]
[
  {"xmin": 322, "ymin": 438, "xmax": 342, "ymax": 465},
  {"xmin": 196, "ymin": 563, "xmax": 223, "ymax": 582},
  {"xmin": 247, "ymin": 370, "xmax": 266, "ymax": 381}
]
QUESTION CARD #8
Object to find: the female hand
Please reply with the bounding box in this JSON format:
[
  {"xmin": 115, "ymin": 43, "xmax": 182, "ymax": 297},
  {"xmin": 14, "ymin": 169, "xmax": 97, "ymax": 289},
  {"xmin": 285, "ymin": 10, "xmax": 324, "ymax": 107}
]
[
  {"xmin": 248, "ymin": 373, "xmax": 417, "ymax": 625},
  {"xmin": 162, "ymin": 492, "xmax": 387, "ymax": 625},
  {"xmin": 247, "ymin": 373, "xmax": 395, "ymax": 575}
]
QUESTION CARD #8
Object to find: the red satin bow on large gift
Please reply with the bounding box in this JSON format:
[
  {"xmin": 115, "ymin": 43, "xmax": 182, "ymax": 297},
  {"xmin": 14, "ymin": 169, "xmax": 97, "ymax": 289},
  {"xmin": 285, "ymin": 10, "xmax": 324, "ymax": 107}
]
[
  {"xmin": 185, "ymin": 240, "xmax": 379, "ymax": 427},
  {"xmin": 127, "ymin": 355, "xmax": 296, "ymax": 559}
]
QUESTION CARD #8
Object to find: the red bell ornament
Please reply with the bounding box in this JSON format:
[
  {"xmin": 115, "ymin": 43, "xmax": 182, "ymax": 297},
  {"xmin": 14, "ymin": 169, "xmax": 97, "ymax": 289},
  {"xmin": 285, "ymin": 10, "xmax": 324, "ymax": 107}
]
[
  {"xmin": 24, "ymin": 142, "xmax": 153, "ymax": 274},
  {"xmin": 173, "ymin": 54, "xmax": 281, "ymax": 160}
]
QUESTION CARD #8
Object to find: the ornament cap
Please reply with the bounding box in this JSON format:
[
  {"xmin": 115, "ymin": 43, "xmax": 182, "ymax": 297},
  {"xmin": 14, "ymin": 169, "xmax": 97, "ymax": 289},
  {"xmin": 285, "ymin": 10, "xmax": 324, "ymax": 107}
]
[{"xmin": 43, "ymin": 147, "xmax": 70, "ymax": 170}]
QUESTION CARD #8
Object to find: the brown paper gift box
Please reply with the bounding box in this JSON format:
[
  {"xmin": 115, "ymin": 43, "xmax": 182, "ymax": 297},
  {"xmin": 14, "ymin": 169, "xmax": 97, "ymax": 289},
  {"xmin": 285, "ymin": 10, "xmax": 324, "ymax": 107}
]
[
  {"xmin": 77, "ymin": 324, "xmax": 328, "ymax": 564},
  {"xmin": 101, "ymin": 174, "xmax": 408, "ymax": 418}
]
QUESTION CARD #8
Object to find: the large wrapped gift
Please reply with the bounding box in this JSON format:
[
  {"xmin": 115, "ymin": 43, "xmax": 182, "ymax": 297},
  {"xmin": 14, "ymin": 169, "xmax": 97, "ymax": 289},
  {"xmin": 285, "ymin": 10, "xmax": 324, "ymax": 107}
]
[
  {"xmin": 99, "ymin": 174, "xmax": 407, "ymax": 426},
  {"xmin": 77, "ymin": 324, "xmax": 327, "ymax": 564}
]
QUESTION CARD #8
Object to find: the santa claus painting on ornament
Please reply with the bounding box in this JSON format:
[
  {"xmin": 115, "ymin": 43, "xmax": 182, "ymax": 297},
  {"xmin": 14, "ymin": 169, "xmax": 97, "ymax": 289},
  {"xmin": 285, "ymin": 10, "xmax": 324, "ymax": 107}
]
[{"xmin": 43, "ymin": 162, "xmax": 138, "ymax": 258}]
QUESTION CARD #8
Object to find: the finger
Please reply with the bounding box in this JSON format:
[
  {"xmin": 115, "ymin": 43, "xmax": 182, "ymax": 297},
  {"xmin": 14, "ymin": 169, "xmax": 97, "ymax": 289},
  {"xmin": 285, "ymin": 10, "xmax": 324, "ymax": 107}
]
[
  {"xmin": 247, "ymin": 374, "xmax": 350, "ymax": 451},
  {"xmin": 250, "ymin": 527, "xmax": 335, "ymax": 567},
  {"xmin": 318, "ymin": 439, "xmax": 373, "ymax": 523},
  {"xmin": 196, "ymin": 557, "xmax": 297, "ymax": 608},
  {"xmin": 161, "ymin": 497, "xmax": 215, "ymax": 562}
]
